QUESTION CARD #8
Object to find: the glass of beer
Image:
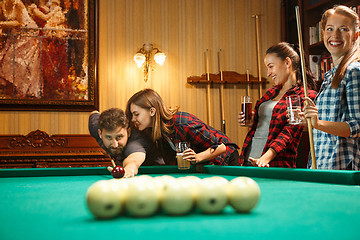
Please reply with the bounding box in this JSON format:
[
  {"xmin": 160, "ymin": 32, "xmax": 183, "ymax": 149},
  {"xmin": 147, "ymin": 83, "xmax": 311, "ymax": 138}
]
[
  {"xmin": 241, "ymin": 96, "xmax": 252, "ymax": 125},
  {"xmin": 175, "ymin": 142, "xmax": 191, "ymax": 170},
  {"xmin": 286, "ymin": 95, "xmax": 302, "ymax": 125}
]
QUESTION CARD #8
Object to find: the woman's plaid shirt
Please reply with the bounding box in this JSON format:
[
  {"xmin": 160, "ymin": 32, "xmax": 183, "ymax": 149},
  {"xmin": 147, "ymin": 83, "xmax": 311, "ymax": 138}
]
[
  {"xmin": 163, "ymin": 111, "xmax": 240, "ymax": 165},
  {"xmin": 240, "ymin": 85, "xmax": 317, "ymax": 167},
  {"xmin": 308, "ymin": 62, "xmax": 360, "ymax": 170}
]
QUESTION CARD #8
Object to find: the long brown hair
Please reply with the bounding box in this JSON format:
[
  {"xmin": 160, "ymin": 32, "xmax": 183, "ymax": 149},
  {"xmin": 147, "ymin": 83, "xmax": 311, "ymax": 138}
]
[
  {"xmin": 266, "ymin": 42, "xmax": 317, "ymax": 91},
  {"xmin": 125, "ymin": 89, "xmax": 179, "ymax": 142},
  {"xmin": 321, "ymin": 5, "xmax": 360, "ymax": 89}
]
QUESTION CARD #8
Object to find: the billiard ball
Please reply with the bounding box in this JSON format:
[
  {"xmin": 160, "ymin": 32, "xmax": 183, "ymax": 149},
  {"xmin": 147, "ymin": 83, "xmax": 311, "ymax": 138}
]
[
  {"xmin": 154, "ymin": 175, "xmax": 175, "ymax": 183},
  {"xmin": 125, "ymin": 179, "xmax": 158, "ymax": 217},
  {"xmin": 196, "ymin": 178, "xmax": 228, "ymax": 214},
  {"xmin": 111, "ymin": 166, "xmax": 125, "ymax": 178},
  {"xmin": 177, "ymin": 176, "xmax": 201, "ymax": 201},
  {"xmin": 208, "ymin": 176, "xmax": 229, "ymax": 185},
  {"xmin": 135, "ymin": 175, "xmax": 154, "ymax": 182},
  {"xmin": 133, "ymin": 175, "xmax": 165, "ymax": 201},
  {"xmin": 161, "ymin": 178, "xmax": 194, "ymax": 215},
  {"xmin": 86, "ymin": 180, "xmax": 123, "ymax": 219},
  {"xmin": 183, "ymin": 175, "xmax": 202, "ymax": 185},
  {"xmin": 227, "ymin": 177, "xmax": 261, "ymax": 213},
  {"xmin": 154, "ymin": 175, "xmax": 177, "ymax": 200},
  {"xmin": 152, "ymin": 177, "xmax": 166, "ymax": 201},
  {"xmin": 207, "ymin": 176, "xmax": 229, "ymax": 194},
  {"xmin": 108, "ymin": 178, "xmax": 130, "ymax": 213}
]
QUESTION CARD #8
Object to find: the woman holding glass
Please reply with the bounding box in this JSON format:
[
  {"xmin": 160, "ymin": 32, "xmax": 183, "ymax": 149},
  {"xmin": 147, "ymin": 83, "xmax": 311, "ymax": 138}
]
[
  {"xmin": 238, "ymin": 42, "xmax": 317, "ymax": 168},
  {"xmin": 301, "ymin": 5, "xmax": 360, "ymax": 170},
  {"xmin": 126, "ymin": 88, "xmax": 240, "ymax": 166}
]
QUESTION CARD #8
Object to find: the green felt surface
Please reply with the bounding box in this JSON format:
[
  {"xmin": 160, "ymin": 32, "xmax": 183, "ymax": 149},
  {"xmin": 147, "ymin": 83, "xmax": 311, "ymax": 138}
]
[
  {"xmin": 0, "ymin": 167, "xmax": 359, "ymax": 240},
  {"xmin": 203, "ymin": 165, "xmax": 360, "ymax": 185}
]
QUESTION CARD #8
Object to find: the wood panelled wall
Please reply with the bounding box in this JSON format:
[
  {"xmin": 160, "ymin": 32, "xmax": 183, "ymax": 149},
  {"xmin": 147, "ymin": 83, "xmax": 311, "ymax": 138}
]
[{"xmin": 0, "ymin": 0, "xmax": 281, "ymax": 148}]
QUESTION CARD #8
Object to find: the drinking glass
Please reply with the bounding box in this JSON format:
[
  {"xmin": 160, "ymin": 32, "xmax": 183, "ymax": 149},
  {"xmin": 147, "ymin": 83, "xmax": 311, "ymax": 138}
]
[
  {"xmin": 241, "ymin": 96, "xmax": 252, "ymax": 125},
  {"xmin": 175, "ymin": 142, "xmax": 191, "ymax": 170},
  {"xmin": 286, "ymin": 95, "xmax": 302, "ymax": 125}
]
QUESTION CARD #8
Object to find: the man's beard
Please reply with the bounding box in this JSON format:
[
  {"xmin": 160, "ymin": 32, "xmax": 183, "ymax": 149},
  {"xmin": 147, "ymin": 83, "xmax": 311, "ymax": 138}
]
[{"xmin": 106, "ymin": 146, "xmax": 124, "ymax": 156}]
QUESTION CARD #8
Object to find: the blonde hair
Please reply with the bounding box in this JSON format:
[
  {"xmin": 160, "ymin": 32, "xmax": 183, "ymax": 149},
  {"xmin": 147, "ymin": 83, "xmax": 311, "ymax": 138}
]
[
  {"xmin": 126, "ymin": 89, "xmax": 179, "ymax": 142},
  {"xmin": 321, "ymin": 5, "xmax": 360, "ymax": 89}
]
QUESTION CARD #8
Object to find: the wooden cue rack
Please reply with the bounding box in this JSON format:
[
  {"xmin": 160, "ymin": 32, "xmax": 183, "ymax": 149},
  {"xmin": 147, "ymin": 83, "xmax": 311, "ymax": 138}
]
[{"xmin": 187, "ymin": 71, "xmax": 267, "ymax": 84}]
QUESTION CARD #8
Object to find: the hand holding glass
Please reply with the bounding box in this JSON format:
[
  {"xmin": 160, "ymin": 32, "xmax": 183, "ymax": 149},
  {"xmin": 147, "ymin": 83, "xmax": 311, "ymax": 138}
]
[
  {"xmin": 176, "ymin": 142, "xmax": 191, "ymax": 170},
  {"xmin": 240, "ymin": 96, "xmax": 252, "ymax": 126},
  {"xmin": 286, "ymin": 95, "xmax": 302, "ymax": 125}
]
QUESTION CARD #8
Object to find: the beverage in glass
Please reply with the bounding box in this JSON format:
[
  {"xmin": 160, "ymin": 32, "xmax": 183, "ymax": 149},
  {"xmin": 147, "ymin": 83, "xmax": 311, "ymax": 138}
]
[
  {"xmin": 241, "ymin": 96, "xmax": 252, "ymax": 124},
  {"xmin": 286, "ymin": 95, "xmax": 302, "ymax": 125},
  {"xmin": 175, "ymin": 142, "xmax": 191, "ymax": 170}
]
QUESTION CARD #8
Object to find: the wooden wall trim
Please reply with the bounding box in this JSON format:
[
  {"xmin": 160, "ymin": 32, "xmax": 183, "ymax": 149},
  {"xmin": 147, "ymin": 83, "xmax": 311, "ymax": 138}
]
[{"xmin": 0, "ymin": 130, "xmax": 110, "ymax": 168}]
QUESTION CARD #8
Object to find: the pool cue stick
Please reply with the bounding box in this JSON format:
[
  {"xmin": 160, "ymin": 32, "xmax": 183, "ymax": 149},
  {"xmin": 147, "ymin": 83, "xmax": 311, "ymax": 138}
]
[
  {"xmin": 205, "ymin": 49, "xmax": 212, "ymax": 126},
  {"xmin": 246, "ymin": 69, "xmax": 251, "ymax": 96},
  {"xmin": 218, "ymin": 49, "xmax": 226, "ymax": 134},
  {"xmin": 110, "ymin": 158, "xmax": 116, "ymax": 168},
  {"xmin": 253, "ymin": 15, "xmax": 262, "ymax": 98},
  {"xmin": 295, "ymin": 6, "xmax": 317, "ymax": 169}
]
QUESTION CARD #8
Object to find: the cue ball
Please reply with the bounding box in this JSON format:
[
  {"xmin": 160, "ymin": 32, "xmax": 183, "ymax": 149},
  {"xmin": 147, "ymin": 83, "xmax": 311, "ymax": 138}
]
[
  {"xmin": 125, "ymin": 178, "xmax": 158, "ymax": 217},
  {"xmin": 86, "ymin": 180, "xmax": 123, "ymax": 219},
  {"xmin": 196, "ymin": 178, "xmax": 228, "ymax": 214},
  {"xmin": 227, "ymin": 177, "xmax": 261, "ymax": 213},
  {"xmin": 161, "ymin": 178, "xmax": 194, "ymax": 215}
]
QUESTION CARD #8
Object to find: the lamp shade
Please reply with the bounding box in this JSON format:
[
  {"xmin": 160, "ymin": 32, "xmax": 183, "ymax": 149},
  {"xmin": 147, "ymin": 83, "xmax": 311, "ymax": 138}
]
[
  {"xmin": 134, "ymin": 53, "xmax": 146, "ymax": 68},
  {"xmin": 154, "ymin": 52, "xmax": 166, "ymax": 66}
]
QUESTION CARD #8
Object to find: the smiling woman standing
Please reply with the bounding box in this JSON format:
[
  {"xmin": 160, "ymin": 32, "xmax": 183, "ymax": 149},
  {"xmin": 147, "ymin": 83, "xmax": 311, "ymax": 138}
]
[
  {"xmin": 302, "ymin": 5, "xmax": 360, "ymax": 170},
  {"xmin": 125, "ymin": 88, "xmax": 240, "ymax": 166},
  {"xmin": 238, "ymin": 42, "xmax": 317, "ymax": 168}
]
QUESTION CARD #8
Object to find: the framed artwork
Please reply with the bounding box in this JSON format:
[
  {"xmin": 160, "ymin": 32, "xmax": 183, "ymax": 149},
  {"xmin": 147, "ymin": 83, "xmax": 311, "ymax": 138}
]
[{"xmin": 0, "ymin": 0, "xmax": 98, "ymax": 111}]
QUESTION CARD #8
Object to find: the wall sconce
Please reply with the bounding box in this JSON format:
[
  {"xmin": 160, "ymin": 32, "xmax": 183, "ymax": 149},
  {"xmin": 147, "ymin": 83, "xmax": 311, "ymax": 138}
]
[{"xmin": 134, "ymin": 43, "xmax": 166, "ymax": 82}]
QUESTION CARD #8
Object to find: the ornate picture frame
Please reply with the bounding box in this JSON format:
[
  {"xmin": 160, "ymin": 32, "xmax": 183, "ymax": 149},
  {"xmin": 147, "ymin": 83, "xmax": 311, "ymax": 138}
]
[{"xmin": 0, "ymin": 0, "xmax": 98, "ymax": 111}]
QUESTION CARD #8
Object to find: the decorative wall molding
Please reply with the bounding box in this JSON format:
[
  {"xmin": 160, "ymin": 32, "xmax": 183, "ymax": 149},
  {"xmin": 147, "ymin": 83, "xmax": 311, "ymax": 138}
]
[
  {"xmin": 0, "ymin": 130, "xmax": 110, "ymax": 168},
  {"xmin": 9, "ymin": 130, "xmax": 68, "ymax": 148}
]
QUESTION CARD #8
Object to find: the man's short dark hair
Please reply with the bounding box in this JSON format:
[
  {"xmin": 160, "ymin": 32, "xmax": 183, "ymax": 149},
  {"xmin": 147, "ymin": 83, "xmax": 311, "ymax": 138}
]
[{"xmin": 98, "ymin": 108, "xmax": 128, "ymax": 131}]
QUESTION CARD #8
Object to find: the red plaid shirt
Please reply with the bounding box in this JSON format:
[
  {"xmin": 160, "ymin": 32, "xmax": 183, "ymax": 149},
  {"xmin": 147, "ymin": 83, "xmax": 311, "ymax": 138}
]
[
  {"xmin": 240, "ymin": 85, "xmax": 317, "ymax": 167},
  {"xmin": 160, "ymin": 111, "xmax": 239, "ymax": 165}
]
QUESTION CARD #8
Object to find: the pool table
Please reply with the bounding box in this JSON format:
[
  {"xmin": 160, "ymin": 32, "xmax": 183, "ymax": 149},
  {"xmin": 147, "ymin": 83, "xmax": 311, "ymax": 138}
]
[{"xmin": 0, "ymin": 166, "xmax": 359, "ymax": 240}]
